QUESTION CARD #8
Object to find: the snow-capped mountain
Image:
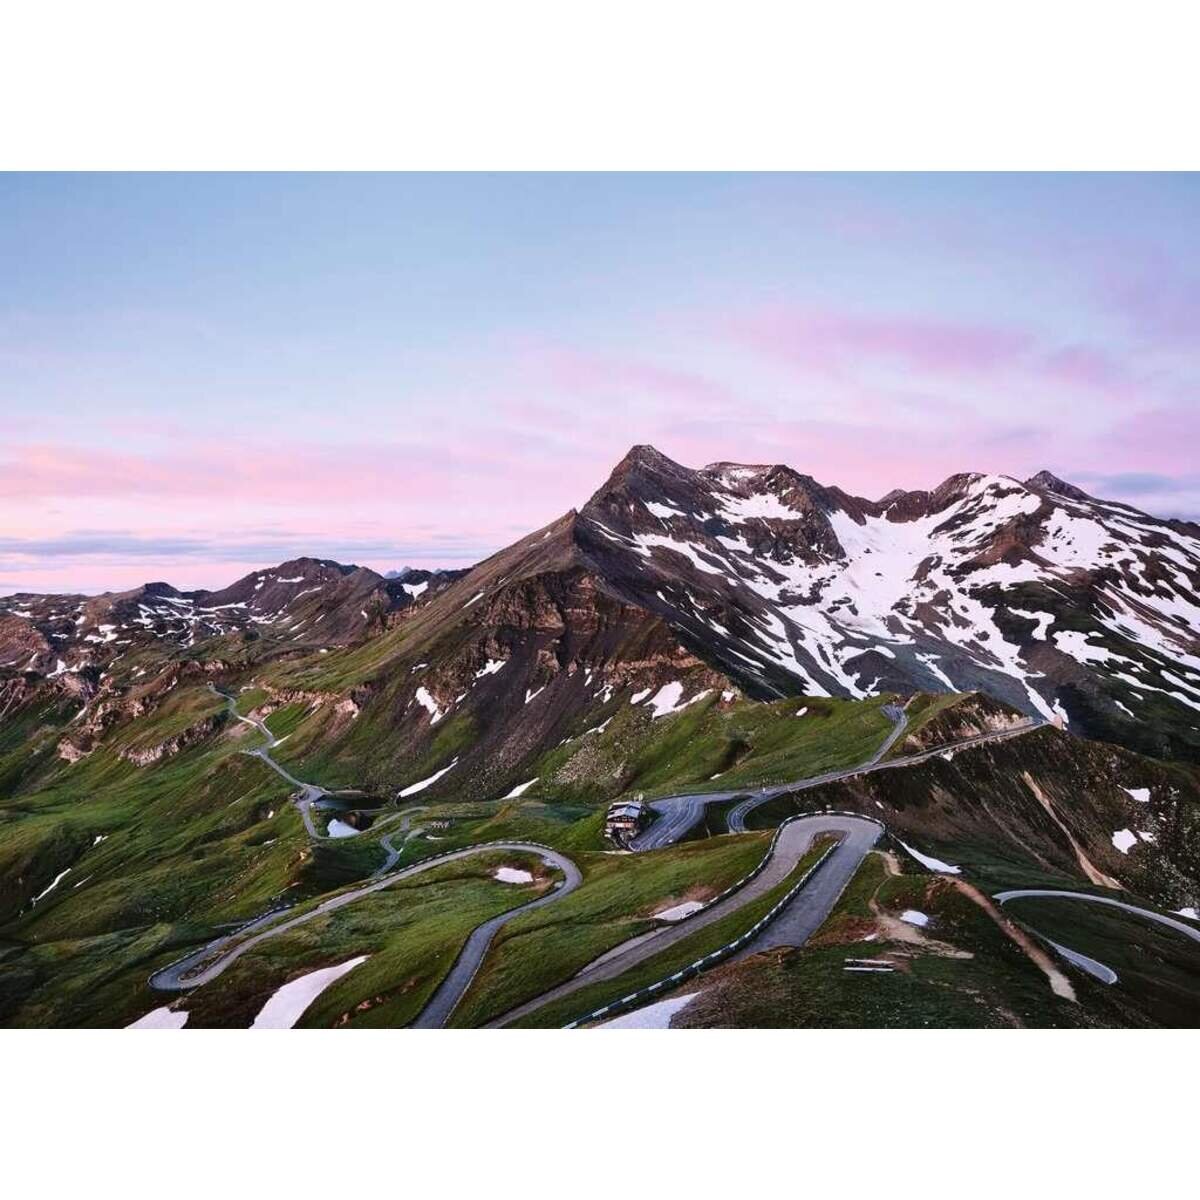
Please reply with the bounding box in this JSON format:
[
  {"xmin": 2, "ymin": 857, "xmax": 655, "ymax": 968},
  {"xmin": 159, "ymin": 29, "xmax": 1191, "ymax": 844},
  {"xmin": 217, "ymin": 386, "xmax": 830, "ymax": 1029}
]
[
  {"xmin": 569, "ymin": 446, "xmax": 1200, "ymax": 761},
  {"xmin": 4, "ymin": 445, "xmax": 1199, "ymax": 769},
  {"xmin": 0, "ymin": 556, "xmax": 454, "ymax": 683}
]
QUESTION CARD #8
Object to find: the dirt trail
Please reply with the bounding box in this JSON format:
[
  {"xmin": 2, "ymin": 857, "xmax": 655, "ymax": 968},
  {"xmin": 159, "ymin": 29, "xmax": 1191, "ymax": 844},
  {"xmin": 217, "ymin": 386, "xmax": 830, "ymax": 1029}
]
[
  {"xmin": 951, "ymin": 878, "xmax": 1077, "ymax": 1002},
  {"xmin": 868, "ymin": 878, "xmax": 972, "ymax": 958},
  {"xmin": 1021, "ymin": 771, "xmax": 1121, "ymax": 890}
]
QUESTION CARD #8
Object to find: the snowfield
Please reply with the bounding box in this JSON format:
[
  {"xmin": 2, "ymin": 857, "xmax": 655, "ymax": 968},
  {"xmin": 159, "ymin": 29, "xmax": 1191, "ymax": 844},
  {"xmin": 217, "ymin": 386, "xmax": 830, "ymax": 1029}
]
[
  {"xmin": 493, "ymin": 867, "xmax": 534, "ymax": 884},
  {"xmin": 251, "ymin": 956, "xmax": 368, "ymax": 1029},
  {"xmin": 598, "ymin": 992, "xmax": 699, "ymax": 1029},
  {"xmin": 127, "ymin": 1006, "xmax": 188, "ymax": 1029},
  {"xmin": 577, "ymin": 460, "xmax": 1200, "ymax": 745},
  {"xmin": 897, "ymin": 839, "xmax": 962, "ymax": 874},
  {"xmin": 399, "ymin": 758, "xmax": 460, "ymax": 797}
]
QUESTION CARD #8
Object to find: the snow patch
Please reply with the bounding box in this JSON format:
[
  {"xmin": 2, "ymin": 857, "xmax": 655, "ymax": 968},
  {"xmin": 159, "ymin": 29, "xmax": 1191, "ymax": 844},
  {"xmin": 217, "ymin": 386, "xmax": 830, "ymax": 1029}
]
[
  {"xmin": 645, "ymin": 500, "xmax": 684, "ymax": 519},
  {"xmin": 501, "ymin": 778, "xmax": 538, "ymax": 799},
  {"xmin": 31, "ymin": 868, "xmax": 72, "ymax": 904},
  {"xmin": 399, "ymin": 757, "xmax": 459, "ymax": 797},
  {"xmin": 414, "ymin": 686, "xmax": 444, "ymax": 724},
  {"xmin": 1111, "ymin": 828, "xmax": 1138, "ymax": 854},
  {"xmin": 493, "ymin": 867, "xmax": 534, "ymax": 884},
  {"xmin": 653, "ymin": 900, "xmax": 706, "ymax": 922},
  {"xmin": 127, "ymin": 1006, "xmax": 188, "ymax": 1029},
  {"xmin": 251, "ymin": 956, "xmax": 368, "ymax": 1029},
  {"xmin": 642, "ymin": 681, "xmax": 711, "ymax": 719},
  {"xmin": 598, "ymin": 992, "xmax": 699, "ymax": 1029},
  {"xmin": 897, "ymin": 839, "xmax": 961, "ymax": 874}
]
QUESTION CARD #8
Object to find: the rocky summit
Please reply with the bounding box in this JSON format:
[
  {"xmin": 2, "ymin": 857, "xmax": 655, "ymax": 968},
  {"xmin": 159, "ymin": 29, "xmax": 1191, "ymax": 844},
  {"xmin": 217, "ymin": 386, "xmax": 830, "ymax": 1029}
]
[
  {"xmin": 4, "ymin": 445, "xmax": 1200, "ymax": 771},
  {"xmin": 569, "ymin": 445, "xmax": 1200, "ymax": 761},
  {"xmin": 2, "ymin": 445, "xmax": 1199, "ymax": 1031}
]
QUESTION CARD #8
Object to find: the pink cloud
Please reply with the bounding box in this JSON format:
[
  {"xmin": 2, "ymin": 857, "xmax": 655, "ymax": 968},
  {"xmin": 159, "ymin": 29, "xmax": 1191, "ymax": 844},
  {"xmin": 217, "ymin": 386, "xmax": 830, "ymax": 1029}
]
[
  {"xmin": 1104, "ymin": 264, "xmax": 1200, "ymax": 344},
  {"xmin": 0, "ymin": 438, "xmax": 558, "ymax": 504},
  {"xmin": 514, "ymin": 345, "xmax": 743, "ymax": 418},
  {"xmin": 1094, "ymin": 405, "xmax": 1200, "ymax": 475},
  {"xmin": 728, "ymin": 308, "xmax": 1034, "ymax": 376}
]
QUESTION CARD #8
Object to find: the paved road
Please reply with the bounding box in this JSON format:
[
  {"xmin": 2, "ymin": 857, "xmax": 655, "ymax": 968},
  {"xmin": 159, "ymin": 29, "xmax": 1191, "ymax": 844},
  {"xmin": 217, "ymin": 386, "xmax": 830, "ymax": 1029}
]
[
  {"xmin": 211, "ymin": 685, "xmax": 327, "ymax": 837},
  {"xmin": 488, "ymin": 814, "xmax": 881, "ymax": 1027},
  {"xmin": 412, "ymin": 851, "xmax": 584, "ymax": 1028},
  {"xmin": 1041, "ymin": 936, "xmax": 1118, "ymax": 985},
  {"xmin": 628, "ymin": 706, "xmax": 905, "ymax": 852},
  {"xmin": 373, "ymin": 807, "xmax": 429, "ymax": 874},
  {"xmin": 215, "ymin": 685, "xmax": 425, "ymax": 848},
  {"xmin": 632, "ymin": 706, "xmax": 1041, "ymax": 849},
  {"xmin": 728, "ymin": 815, "xmax": 881, "ymax": 958},
  {"xmin": 994, "ymin": 889, "xmax": 1200, "ymax": 947},
  {"xmin": 725, "ymin": 703, "xmax": 908, "ymax": 834},
  {"xmin": 149, "ymin": 841, "xmax": 580, "ymax": 993}
]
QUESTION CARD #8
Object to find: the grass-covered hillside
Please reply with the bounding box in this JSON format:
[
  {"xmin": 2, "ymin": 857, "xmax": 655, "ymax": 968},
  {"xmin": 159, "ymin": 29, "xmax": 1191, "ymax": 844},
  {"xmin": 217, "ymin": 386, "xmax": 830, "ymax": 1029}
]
[
  {"xmin": 748, "ymin": 725, "xmax": 1200, "ymax": 911},
  {"xmin": 645, "ymin": 846, "xmax": 1200, "ymax": 1029}
]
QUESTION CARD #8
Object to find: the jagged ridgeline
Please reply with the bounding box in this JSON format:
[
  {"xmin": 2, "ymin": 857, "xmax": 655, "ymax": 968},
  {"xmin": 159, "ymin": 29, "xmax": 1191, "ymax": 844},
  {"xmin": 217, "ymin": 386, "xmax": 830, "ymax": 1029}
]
[
  {"xmin": 3, "ymin": 444, "xmax": 1199, "ymax": 799},
  {"xmin": 2, "ymin": 445, "xmax": 1200, "ymax": 1029}
]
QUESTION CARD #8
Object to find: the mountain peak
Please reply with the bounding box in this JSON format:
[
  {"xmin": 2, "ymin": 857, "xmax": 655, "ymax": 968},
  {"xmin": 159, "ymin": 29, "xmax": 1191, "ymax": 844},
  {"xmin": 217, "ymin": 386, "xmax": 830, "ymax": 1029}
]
[
  {"xmin": 594, "ymin": 446, "xmax": 694, "ymax": 501},
  {"xmin": 1023, "ymin": 470, "xmax": 1092, "ymax": 501},
  {"xmin": 613, "ymin": 444, "xmax": 680, "ymax": 473}
]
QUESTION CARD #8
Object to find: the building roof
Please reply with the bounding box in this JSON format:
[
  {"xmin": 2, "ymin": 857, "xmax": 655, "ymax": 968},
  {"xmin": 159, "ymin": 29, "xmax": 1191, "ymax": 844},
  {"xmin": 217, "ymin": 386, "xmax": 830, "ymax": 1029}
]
[{"xmin": 607, "ymin": 804, "xmax": 644, "ymax": 820}]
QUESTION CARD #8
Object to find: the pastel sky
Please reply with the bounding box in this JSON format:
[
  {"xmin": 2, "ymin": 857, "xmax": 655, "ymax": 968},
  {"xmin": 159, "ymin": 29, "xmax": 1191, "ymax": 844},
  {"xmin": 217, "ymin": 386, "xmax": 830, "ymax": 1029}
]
[{"xmin": 2, "ymin": 173, "xmax": 1198, "ymax": 594}]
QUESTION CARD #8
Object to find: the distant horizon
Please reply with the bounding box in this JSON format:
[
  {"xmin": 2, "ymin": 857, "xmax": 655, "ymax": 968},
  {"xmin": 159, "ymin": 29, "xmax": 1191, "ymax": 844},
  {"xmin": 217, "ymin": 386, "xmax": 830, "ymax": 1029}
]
[
  {"xmin": 4, "ymin": 173, "xmax": 1197, "ymax": 592},
  {"xmin": 4, "ymin": 444, "xmax": 1193, "ymax": 598}
]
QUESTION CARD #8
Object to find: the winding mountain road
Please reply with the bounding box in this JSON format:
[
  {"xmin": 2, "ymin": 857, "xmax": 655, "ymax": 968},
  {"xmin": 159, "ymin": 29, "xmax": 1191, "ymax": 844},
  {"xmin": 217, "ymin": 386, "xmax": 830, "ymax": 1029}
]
[
  {"xmin": 628, "ymin": 705, "xmax": 906, "ymax": 851},
  {"xmin": 633, "ymin": 706, "xmax": 1041, "ymax": 850},
  {"xmin": 212, "ymin": 685, "xmax": 327, "ymax": 837},
  {"xmin": 149, "ymin": 841, "xmax": 581, "ymax": 999},
  {"xmin": 412, "ymin": 850, "xmax": 585, "ymax": 1027},
  {"xmin": 216, "ymin": 685, "xmax": 423, "ymax": 851},
  {"xmin": 179, "ymin": 687, "xmax": 1048, "ymax": 1029},
  {"xmin": 488, "ymin": 813, "xmax": 881, "ymax": 1027},
  {"xmin": 994, "ymin": 889, "xmax": 1200, "ymax": 946},
  {"xmin": 1040, "ymin": 937, "xmax": 1118, "ymax": 985},
  {"xmin": 373, "ymin": 807, "xmax": 429, "ymax": 874}
]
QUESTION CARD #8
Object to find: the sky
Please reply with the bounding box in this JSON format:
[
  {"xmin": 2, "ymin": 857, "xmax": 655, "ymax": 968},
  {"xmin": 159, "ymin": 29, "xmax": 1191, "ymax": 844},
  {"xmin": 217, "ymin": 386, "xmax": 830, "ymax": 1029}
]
[{"xmin": 2, "ymin": 172, "xmax": 1198, "ymax": 594}]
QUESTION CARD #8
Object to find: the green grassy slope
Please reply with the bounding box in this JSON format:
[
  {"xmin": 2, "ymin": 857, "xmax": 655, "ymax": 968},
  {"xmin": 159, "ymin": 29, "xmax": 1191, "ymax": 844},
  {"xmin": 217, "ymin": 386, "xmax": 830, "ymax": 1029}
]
[{"xmin": 668, "ymin": 852, "xmax": 1130, "ymax": 1028}]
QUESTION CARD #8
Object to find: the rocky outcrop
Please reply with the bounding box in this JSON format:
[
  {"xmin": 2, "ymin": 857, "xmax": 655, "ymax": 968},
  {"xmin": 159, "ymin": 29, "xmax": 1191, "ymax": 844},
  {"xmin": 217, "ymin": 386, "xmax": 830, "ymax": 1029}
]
[{"xmin": 118, "ymin": 712, "xmax": 227, "ymax": 766}]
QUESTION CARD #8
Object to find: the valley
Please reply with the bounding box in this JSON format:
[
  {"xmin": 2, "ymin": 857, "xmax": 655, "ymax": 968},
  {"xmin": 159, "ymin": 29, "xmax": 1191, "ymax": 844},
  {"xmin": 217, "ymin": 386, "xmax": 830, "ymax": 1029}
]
[{"xmin": 2, "ymin": 446, "xmax": 1198, "ymax": 1028}]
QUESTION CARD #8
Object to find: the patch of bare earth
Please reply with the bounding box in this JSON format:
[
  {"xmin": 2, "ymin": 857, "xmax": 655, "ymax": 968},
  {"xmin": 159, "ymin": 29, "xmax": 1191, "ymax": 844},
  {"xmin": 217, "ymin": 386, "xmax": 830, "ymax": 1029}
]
[
  {"xmin": 1021, "ymin": 770, "xmax": 1121, "ymax": 890},
  {"xmin": 949, "ymin": 877, "xmax": 1077, "ymax": 1002}
]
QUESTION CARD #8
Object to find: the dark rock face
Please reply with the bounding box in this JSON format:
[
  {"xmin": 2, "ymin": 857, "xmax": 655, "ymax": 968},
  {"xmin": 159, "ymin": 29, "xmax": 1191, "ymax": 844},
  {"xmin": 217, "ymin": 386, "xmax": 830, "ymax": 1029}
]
[
  {"xmin": 558, "ymin": 448, "xmax": 1200, "ymax": 761},
  {"xmin": 798, "ymin": 726, "xmax": 1200, "ymax": 912},
  {"xmin": 1023, "ymin": 469, "xmax": 1095, "ymax": 502},
  {"xmin": 4, "ymin": 446, "xmax": 1200, "ymax": 769}
]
